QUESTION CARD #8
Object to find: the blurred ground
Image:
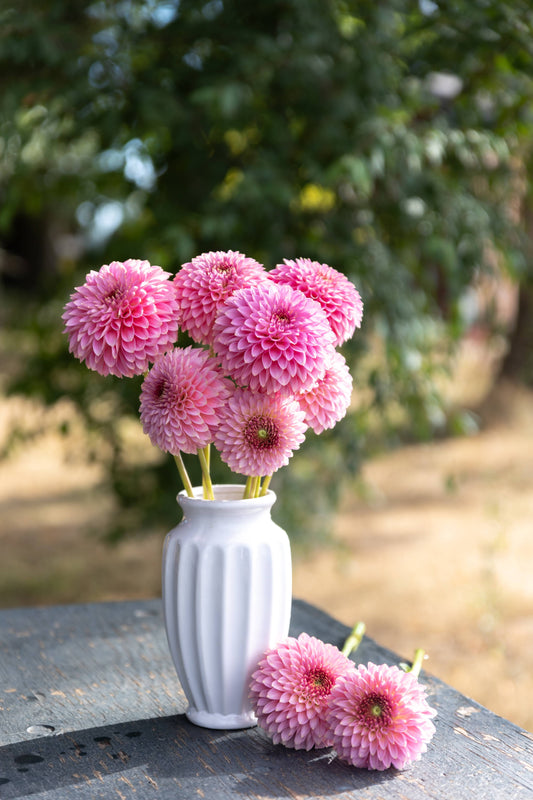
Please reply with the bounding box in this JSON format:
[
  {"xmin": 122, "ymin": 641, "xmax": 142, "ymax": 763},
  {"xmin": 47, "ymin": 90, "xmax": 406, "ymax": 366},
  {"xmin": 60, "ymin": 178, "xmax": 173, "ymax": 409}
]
[{"xmin": 0, "ymin": 378, "xmax": 532, "ymax": 732}]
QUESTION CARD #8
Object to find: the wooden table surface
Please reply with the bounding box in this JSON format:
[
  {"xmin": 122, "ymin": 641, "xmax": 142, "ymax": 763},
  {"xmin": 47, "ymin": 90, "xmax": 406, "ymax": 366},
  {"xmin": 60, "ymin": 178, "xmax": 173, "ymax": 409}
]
[{"xmin": 0, "ymin": 598, "xmax": 531, "ymax": 799}]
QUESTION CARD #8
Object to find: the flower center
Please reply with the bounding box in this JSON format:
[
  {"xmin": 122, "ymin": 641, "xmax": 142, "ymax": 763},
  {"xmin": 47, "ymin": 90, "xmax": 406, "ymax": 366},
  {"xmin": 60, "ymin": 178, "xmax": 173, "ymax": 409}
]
[
  {"xmin": 104, "ymin": 285, "xmax": 126, "ymax": 306},
  {"xmin": 244, "ymin": 415, "xmax": 280, "ymax": 450},
  {"xmin": 214, "ymin": 258, "xmax": 232, "ymax": 274},
  {"xmin": 357, "ymin": 692, "xmax": 393, "ymax": 729},
  {"xmin": 302, "ymin": 667, "xmax": 335, "ymax": 700},
  {"xmin": 152, "ymin": 378, "xmax": 189, "ymax": 411},
  {"xmin": 154, "ymin": 378, "xmax": 167, "ymax": 399},
  {"xmin": 267, "ymin": 308, "xmax": 292, "ymax": 338}
]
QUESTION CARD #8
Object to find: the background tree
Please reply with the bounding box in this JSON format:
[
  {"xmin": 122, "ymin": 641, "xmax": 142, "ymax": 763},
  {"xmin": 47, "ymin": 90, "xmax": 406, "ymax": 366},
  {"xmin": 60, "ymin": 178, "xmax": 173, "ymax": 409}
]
[{"xmin": 1, "ymin": 0, "xmax": 532, "ymax": 543}]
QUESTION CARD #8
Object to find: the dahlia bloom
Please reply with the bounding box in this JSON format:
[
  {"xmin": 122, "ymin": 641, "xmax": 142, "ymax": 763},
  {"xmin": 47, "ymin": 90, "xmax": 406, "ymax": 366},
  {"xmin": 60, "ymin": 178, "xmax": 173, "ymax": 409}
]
[
  {"xmin": 139, "ymin": 347, "xmax": 231, "ymax": 455},
  {"xmin": 269, "ymin": 258, "xmax": 363, "ymax": 347},
  {"xmin": 213, "ymin": 388, "xmax": 307, "ymax": 477},
  {"xmin": 298, "ymin": 350, "xmax": 353, "ymax": 434},
  {"xmin": 62, "ymin": 259, "xmax": 179, "ymax": 378},
  {"xmin": 326, "ymin": 662, "xmax": 437, "ymax": 770},
  {"xmin": 249, "ymin": 633, "xmax": 354, "ymax": 750},
  {"xmin": 173, "ymin": 250, "xmax": 267, "ymax": 345},
  {"xmin": 213, "ymin": 282, "xmax": 335, "ymax": 395}
]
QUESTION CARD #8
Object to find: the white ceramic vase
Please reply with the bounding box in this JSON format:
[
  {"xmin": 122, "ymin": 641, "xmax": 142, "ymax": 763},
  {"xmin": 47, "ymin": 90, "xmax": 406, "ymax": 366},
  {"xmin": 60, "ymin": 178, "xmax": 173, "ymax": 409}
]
[{"xmin": 162, "ymin": 484, "xmax": 292, "ymax": 729}]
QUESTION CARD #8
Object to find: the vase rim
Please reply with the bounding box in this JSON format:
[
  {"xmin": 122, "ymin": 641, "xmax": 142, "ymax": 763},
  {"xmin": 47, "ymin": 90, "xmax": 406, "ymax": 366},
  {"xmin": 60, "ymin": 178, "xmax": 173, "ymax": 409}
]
[{"xmin": 178, "ymin": 483, "xmax": 276, "ymax": 504}]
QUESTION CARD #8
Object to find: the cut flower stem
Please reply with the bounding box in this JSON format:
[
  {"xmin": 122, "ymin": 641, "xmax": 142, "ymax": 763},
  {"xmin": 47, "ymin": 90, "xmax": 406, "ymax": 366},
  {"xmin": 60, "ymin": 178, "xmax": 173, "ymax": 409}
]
[
  {"xmin": 342, "ymin": 621, "xmax": 366, "ymax": 658},
  {"xmin": 244, "ymin": 476, "xmax": 261, "ymax": 499},
  {"xmin": 408, "ymin": 648, "xmax": 427, "ymax": 679},
  {"xmin": 198, "ymin": 448, "xmax": 215, "ymax": 500},
  {"xmin": 174, "ymin": 453, "xmax": 194, "ymax": 497},
  {"xmin": 341, "ymin": 623, "xmax": 427, "ymax": 680},
  {"xmin": 242, "ymin": 475, "xmax": 272, "ymax": 499},
  {"xmin": 201, "ymin": 445, "xmax": 211, "ymax": 498},
  {"xmin": 260, "ymin": 475, "xmax": 272, "ymax": 496}
]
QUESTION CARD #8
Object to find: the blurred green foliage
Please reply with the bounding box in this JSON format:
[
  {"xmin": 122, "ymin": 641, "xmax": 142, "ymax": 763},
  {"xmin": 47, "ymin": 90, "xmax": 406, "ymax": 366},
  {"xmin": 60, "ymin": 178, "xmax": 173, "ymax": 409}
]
[{"xmin": 1, "ymin": 0, "xmax": 532, "ymax": 545}]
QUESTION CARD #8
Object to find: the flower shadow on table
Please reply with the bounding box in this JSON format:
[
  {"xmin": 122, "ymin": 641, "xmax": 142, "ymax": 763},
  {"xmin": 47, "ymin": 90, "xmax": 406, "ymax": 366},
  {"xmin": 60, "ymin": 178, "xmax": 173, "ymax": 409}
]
[{"xmin": 230, "ymin": 737, "xmax": 398, "ymax": 798}]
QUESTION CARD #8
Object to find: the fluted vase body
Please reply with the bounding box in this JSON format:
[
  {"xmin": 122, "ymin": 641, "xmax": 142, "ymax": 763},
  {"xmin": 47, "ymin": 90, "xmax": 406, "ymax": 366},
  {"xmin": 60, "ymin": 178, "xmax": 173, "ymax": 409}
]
[{"xmin": 162, "ymin": 484, "xmax": 292, "ymax": 729}]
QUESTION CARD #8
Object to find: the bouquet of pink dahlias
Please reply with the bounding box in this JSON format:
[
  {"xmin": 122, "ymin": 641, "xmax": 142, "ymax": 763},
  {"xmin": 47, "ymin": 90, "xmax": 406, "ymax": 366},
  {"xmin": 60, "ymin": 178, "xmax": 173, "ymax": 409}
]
[{"xmin": 62, "ymin": 251, "xmax": 363, "ymax": 499}]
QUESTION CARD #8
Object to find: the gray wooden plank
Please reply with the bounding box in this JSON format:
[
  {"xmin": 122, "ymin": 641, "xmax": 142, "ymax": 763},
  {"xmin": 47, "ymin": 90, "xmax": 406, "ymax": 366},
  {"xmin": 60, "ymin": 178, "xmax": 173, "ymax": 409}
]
[
  {"xmin": 0, "ymin": 599, "xmax": 531, "ymax": 799},
  {"xmin": 0, "ymin": 599, "xmax": 186, "ymax": 747}
]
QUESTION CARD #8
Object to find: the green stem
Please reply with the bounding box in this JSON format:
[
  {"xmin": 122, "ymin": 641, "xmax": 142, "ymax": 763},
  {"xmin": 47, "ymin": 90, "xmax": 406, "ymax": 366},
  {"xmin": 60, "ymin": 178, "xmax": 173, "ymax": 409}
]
[
  {"xmin": 244, "ymin": 476, "xmax": 260, "ymax": 498},
  {"xmin": 260, "ymin": 475, "xmax": 272, "ymax": 496},
  {"xmin": 201, "ymin": 445, "xmax": 211, "ymax": 497},
  {"xmin": 174, "ymin": 453, "xmax": 194, "ymax": 497},
  {"xmin": 409, "ymin": 648, "xmax": 426, "ymax": 679},
  {"xmin": 198, "ymin": 448, "xmax": 214, "ymax": 500},
  {"xmin": 341, "ymin": 621, "xmax": 366, "ymax": 658}
]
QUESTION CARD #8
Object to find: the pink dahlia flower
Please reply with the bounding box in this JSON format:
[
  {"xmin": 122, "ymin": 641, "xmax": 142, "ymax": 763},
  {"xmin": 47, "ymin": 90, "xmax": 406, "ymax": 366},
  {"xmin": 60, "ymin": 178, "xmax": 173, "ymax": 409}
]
[
  {"xmin": 326, "ymin": 662, "xmax": 437, "ymax": 770},
  {"xmin": 250, "ymin": 633, "xmax": 354, "ymax": 750},
  {"xmin": 62, "ymin": 259, "xmax": 179, "ymax": 378},
  {"xmin": 173, "ymin": 250, "xmax": 267, "ymax": 345},
  {"xmin": 213, "ymin": 388, "xmax": 307, "ymax": 477},
  {"xmin": 298, "ymin": 350, "xmax": 353, "ymax": 434},
  {"xmin": 213, "ymin": 282, "xmax": 335, "ymax": 395},
  {"xmin": 269, "ymin": 258, "xmax": 363, "ymax": 346},
  {"xmin": 139, "ymin": 347, "xmax": 231, "ymax": 455}
]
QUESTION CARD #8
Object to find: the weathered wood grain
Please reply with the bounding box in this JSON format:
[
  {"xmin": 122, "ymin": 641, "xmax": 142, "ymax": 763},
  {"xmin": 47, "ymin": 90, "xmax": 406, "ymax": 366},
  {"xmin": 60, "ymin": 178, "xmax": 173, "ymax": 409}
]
[{"xmin": 0, "ymin": 599, "xmax": 531, "ymax": 799}]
